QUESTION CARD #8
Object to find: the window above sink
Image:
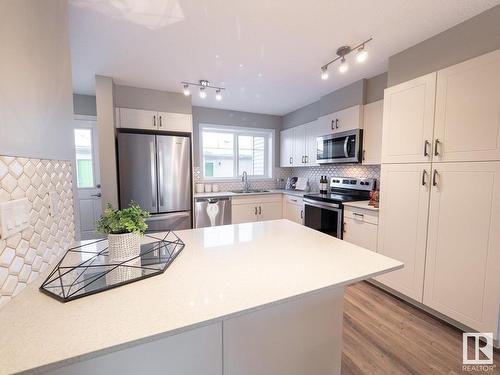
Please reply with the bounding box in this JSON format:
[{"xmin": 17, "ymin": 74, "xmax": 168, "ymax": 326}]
[{"xmin": 200, "ymin": 124, "xmax": 274, "ymax": 180}]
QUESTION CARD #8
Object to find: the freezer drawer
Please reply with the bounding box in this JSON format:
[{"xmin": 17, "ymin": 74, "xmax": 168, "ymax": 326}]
[
  {"xmin": 195, "ymin": 198, "xmax": 232, "ymax": 228},
  {"xmin": 146, "ymin": 211, "xmax": 192, "ymax": 232}
]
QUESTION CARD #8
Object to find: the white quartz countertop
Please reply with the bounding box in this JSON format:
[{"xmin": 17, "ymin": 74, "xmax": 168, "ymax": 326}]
[
  {"xmin": 343, "ymin": 200, "xmax": 379, "ymax": 211},
  {"xmin": 194, "ymin": 189, "xmax": 310, "ymax": 199},
  {"xmin": 0, "ymin": 220, "xmax": 401, "ymax": 374}
]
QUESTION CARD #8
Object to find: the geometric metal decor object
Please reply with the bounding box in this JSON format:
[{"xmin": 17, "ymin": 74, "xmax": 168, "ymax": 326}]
[{"xmin": 40, "ymin": 232, "xmax": 185, "ymax": 302}]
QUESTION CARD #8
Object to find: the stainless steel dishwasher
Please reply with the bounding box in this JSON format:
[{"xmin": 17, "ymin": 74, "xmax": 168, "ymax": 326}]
[{"xmin": 194, "ymin": 197, "xmax": 232, "ymax": 228}]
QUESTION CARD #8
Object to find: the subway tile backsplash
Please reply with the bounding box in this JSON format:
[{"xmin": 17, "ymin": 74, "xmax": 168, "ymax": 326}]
[{"xmin": 0, "ymin": 156, "xmax": 75, "ymax": 309}]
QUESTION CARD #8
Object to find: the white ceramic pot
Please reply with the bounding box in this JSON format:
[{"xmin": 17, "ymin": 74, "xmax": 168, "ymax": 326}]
[{"xmin": 107, "ymin": 232, "xmax": 141, "ymax": 261}]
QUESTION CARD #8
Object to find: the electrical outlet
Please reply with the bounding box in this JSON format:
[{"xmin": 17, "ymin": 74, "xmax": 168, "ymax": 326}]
[{"xmin": 0, "ymin": 198, "xmax": 30, "ymax": 240}]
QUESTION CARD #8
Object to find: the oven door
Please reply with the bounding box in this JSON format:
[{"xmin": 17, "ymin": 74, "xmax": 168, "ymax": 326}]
[
  {"xmin": 316, "ymin": 129, "xmax": 362, "ymax": 164},
  {"xmin": 303, "ymin": 198, "xmax": 343, "ymax": 238}
]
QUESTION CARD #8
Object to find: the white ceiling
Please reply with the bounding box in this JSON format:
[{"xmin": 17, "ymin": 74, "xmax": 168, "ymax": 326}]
[{"xmin": 69, "ymin": 0, "xmax": 500, "ymax": 115}]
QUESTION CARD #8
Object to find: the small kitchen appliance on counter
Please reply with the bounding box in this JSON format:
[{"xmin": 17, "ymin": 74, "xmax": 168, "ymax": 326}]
[{"xmin": 303, "ymin": 177, "xmax": 376, "ymax": 239}]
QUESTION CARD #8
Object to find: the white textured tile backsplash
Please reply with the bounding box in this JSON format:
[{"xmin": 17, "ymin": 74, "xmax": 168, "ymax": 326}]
[
  {"xmin": 193, "ymin": 164, "xmax": 380, "ymax": 192},
  {"xmin": 0, "ymin": 156, "xmax": 75, "ymax": 309}
]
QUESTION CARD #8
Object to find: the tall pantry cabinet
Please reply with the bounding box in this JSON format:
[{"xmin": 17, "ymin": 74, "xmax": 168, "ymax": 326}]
[{"xmin": 377, "ymin": 49, "xmax": 500, "ymax": 339}]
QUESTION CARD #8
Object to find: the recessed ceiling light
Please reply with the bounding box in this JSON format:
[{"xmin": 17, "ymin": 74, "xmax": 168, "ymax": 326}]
[
  {"xmin": 258, "ymin": 72, "xmax": 263, "ymax": 77},
  {"xmin": 215, "ymin": 54, "xmax": 220, "ymax": 59},
  {"xmin": 239, "ymin": 64, "xmax": 244, "ymax": 68}
]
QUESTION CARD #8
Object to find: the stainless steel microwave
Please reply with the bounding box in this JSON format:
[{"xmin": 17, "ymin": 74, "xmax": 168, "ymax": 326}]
[{"xmin": 316, "ymin": 129, "xmax": 363, "ymax": 164}]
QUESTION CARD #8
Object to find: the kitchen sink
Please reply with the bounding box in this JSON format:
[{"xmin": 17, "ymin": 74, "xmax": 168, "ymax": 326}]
[{"xmin": 231, "ymin": 189, "xmax": 271, "ymax": 194}]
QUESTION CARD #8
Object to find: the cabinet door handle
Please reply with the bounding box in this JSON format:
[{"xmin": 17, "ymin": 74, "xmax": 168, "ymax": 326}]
[
  {"xmin": 331, "ymin": 120, "xmax": 335, "ymax": 130},
  {"xmin": 362, "ymin": 150, "xmax": 366, "ymax": 161},
  {"xmin": 434, "ymin": 139, "xmax": 441, "ymax": 156},
  {"xmin": 289, "ymin": 157, "xmax": 293, "ymax": 165},
  {"xmin": 153, "ymin": 115, "xmax": 156, "ymax": 127},
  {"xmin": 305, "ymin": 155, "xmax": 308, "ymax": 163},
  {"xmin": 258, "ymin": 206, "xmax": 262, "ymax": 215},
  {"xmin": 254, "ymin": 206, "xmax": 258, "ymax": 215},
  {"xmin": 159, "ymin": 115, "xmax": 162, "ymax": 127},
  {"xmin": 335, "ymin": 119, "xmax": 339, "ymax": 129},
  {"xmin": 432, "ymin": 169, "xmax": 439, "ymax": 187},
  {"xmin": 421, "ymin": 169, "xmax": 428, "ymax": 186},
  {"xmin": 300, "ymin": 210, "xmax": 303, "ymax": 219},
  {"xmin": 424, "ymin": 140, "xmax": 430, "ymax": 157},
  {"xmin": 343, "ymin": 222, "xmax": 347, "ymax": 233}
]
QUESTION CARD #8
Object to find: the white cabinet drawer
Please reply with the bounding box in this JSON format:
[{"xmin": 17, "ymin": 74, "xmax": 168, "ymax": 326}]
[
  {"xmin": 283, "ymin": 194, "xmax": 303, "ymax": 205},
  {"xmin": 344, "ymin": 207, "xmax": 378, "ymax": 225},
  {"xmin": 343, "ymin": 218, "xmax": 378, "ymax": 252},
  {"xmin": 232, "ymin": 194, "xmax": 282, "ymax": 205}
]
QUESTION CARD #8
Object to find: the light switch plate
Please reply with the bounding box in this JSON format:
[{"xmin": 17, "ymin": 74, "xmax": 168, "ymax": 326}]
[
  {"xmin": 49, "ymin": 191, "xmax": 60, "ymax": 218},
  {"xmin": 0, "ymin": 198, "xmax": 30, "ymax": 240}
]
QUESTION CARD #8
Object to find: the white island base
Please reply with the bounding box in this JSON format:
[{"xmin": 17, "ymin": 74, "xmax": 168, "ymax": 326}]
[
  {"xmin": 0, "ymin": 220, "xmax": 401, "ymax": 375},
  {"xmin": 52, "ymin": 287, "xmax": 344, "ymax": 375}
]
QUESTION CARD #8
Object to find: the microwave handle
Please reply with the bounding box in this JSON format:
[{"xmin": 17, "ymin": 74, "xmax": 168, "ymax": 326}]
[{"xmin": 343, "ymin": 136, "xmax": 349, "ymax": 158}]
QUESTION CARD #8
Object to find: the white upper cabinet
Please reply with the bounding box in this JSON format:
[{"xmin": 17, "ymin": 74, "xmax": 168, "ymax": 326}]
[
  {"xmin": 381, "ymin": 73, "xmax": 436, "ymax": 164},
  {"xmin": 280, "ymin": 127, "xmax": 294, "ymax": 167},
  {"xmin": 116, "ymin": 107, "xmax": 192, "ymax": 132},
  {"xmin": 433, "ymin": 49, "xmax": 500, "ymax": 162},
  {"xmin": 158, "ymin": 112, "xmax": 193, "ymax": 132},
  {"xmin": 117, "ymin": 108, "xmax": 158, "ymax": 129},
  {"xmin": 317, "ymin": 105, "xmax": 363, "ymax": 136},
  {"xmin": 375, "ymin": 163, "xmax": 431, "ymax": 302},
  {"xmin": 279, "ymin": 120, "xmax": 319, "ymax": 167},
  {"xmin": 423, "ymin": 162, "xmax": 500, "ymax": 336},
  {"xmin": 362, "ymin": 100, "xmax": 383, "ymax": 165},
  {"xmin": 292, "ymin": 124, "xmax": 306, "ymax": 166}
]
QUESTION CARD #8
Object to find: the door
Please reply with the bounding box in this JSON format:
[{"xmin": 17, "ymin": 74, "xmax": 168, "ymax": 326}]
[
  {"xmin": 292, "ymin": 124, "xmax": 306, "ymax": 166},
  {"xmin": 284, "ymin": 201, "xmax": 304, "ymax": 224},
  {"xmin": 74, "ymin": 116, "xmax": 102, "ymax": 240},
  {"xmin": 375, "ymin": 163, "xmax": 431, "ymax": 302},
  {"xmin": 362, "ymin": 100, "xmax": 383, "ymax": 165},
  {"xmin": 118, "ymin": 108, "xmax": 158, "ymax": 130},
  {"xmin": 156, "ymin": 135, "xmax": 192, "ymax": 213},
  {"xmin": 335, "ymin": 105, "xmax": 363, "ymax": 133},
  {"xmin": 158, "ymin": 112, "xmax": 193, "ymax": 133},
  {"xmin": 423, "ymin": 162, "xmax": 500, "ymax": 336},
  {"xmin": 434, "ymin": 49, "xmax": 500, "ymax": 162},
  {"xmin": 258, "ymin": 201, "xmax": 283, "ymax": 221},
  {"xmin": 117, "ymin": 132, "xmax": 158, "ymax": 213},
  {"xmin": 381, "ymin": 73, "xmax": 436, "ymax": 164},
  {"xmin": 280, "ymin": 128, "xmax": 294, "ymax": 167},
  {"xmin": 304, "ymin": 120, "xmax": 320, "ymax": 166},
  {"xmin": 232, "ymin": 203, "xmax": 258, "ymax": 224}
]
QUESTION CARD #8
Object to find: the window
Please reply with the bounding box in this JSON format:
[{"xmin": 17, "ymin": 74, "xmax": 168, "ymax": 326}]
[
  {"xmin": 74, "ymin": 128, "xmax": 95, "ymax": 188},
  {"xmin": 200, "ymin": 124, "xmax": 273, "ymax": 179}
]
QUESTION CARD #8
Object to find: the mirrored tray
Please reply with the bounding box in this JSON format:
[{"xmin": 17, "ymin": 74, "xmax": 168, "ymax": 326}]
[{"xmin": 40, "ymin": 232, "xmax": 184, "ymax": 302}]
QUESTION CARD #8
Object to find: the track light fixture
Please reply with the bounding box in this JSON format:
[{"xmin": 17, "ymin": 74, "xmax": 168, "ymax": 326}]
[
  {"xmin": 181, "ymin": 80, "xmax": 225, "ymax": 100},
  {"xmin": 320, "ymin": 38, "xmax": 372, "ymax": 80}
]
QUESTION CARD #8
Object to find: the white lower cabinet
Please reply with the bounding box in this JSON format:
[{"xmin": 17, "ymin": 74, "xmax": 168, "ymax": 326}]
[
  {"xmin": 423, "ymin": 162, "xmax": 500, "ymax": 336},
  {"xmin": 376, "ymin": 163, "xmax": 431, "ymax": 302},
  {"xmin": 231, "ymin": 195, "xmax": 283, "ymax": 224},
  {"xmin": 343, "ymin": 206, "xmax": 378, "ymax": 252},
  {"xmin": 283, "ymin": 195, "xmax": 304, "ymax": 225}
]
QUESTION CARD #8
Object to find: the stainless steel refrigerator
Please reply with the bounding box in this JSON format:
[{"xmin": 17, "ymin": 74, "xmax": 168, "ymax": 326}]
[{"xmin": 117, "ymin": 132, "xmax": 192, "ymax": 231}]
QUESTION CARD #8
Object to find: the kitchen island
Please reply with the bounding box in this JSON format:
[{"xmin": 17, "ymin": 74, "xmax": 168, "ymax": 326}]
[{"xmin": 0, "ymin": 220, "xmax": 402, "ymax": 375}]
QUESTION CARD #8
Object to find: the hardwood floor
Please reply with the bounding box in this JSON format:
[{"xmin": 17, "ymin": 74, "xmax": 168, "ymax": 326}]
[{"xmin": 342, "ymin": 282, "xmax": 500, "ymax": 375}]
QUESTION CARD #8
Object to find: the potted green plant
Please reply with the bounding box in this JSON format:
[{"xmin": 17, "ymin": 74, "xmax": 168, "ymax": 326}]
[{"xmin": 97, "ymin": 203, "xmax": 150, "ymax": 261}]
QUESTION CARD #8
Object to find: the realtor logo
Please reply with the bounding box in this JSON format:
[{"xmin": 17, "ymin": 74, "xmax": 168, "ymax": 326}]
[{"xmin": 463, "ymin": 333, "xmax": 493, "ymax": 365}]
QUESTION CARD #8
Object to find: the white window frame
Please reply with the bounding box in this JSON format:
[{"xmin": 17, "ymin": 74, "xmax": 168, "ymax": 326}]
[{"xmin": 199, "ymin": 124, "xmax": 275, "ymax": 181}]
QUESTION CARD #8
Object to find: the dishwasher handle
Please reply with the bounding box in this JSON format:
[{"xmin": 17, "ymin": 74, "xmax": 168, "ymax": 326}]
[{"xmin": 195, "ymin": 197, "xmax": 231, "ymax": 203}]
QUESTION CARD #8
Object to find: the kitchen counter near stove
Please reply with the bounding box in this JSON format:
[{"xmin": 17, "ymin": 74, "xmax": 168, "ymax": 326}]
[
  {"xmin": 193, "ymin": 188, "xmax": 311, "ymax": 199},
  {"xmin": 343, "ymin": 200, "xmax": 379, "ymax": 211},
  {"xmin": 0, "ymin": 220, "xmax": 401, "ymax": 375}
]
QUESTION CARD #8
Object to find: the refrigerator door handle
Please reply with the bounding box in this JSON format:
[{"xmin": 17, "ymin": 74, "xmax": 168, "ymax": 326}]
[
  {"xmin": 158, "ymin": 144, "xmax": 165, "ymax": 207},
  {"xmin": 150, "ymin": 141, "xmax": 157, "ymax": 208}
]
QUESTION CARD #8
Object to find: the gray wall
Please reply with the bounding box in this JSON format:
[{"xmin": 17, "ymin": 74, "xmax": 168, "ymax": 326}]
[
  {"xmin": 114, "ymin": 85, "xmax": 191, "ymax": 114},
  {"xmin": 318, "ymin": 79, "xmax": 366, "ymax": 117},
  {"xmin": 0, "ymin": 0, "xmax": 74, "ymax": 161},
  {"xmin": 283, "ymin": 77, "xmax": 387, "ymax": 129},
  {"xmin": 365, "ymin": 73, "xmax": 387, "ymax": 104},
  {"xmin": 192, "ymin": 106, "xmax": 283, "ymax": 167},
  {"xmin": 388, "ymin": 4, "xmax": 500, "ymax": 86},
  {"xmin": 73, "ymin": 94, "xmax": 97, "ymax": 116}
]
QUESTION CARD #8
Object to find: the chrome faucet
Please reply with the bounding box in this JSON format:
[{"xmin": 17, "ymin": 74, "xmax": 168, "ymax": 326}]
[{"xmin": 241, "ymin": 171, "xmax": 251, "ymax": 193}]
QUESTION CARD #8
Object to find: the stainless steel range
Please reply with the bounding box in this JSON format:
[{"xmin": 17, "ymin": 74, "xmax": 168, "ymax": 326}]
[{"xmin": 303, "ymin": 177, "xmax": 376, "ymax": 238}]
